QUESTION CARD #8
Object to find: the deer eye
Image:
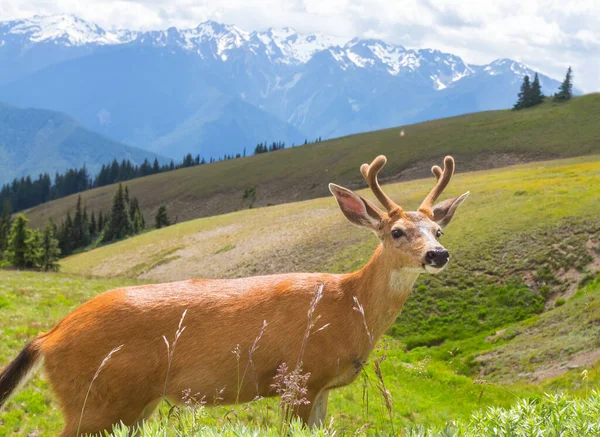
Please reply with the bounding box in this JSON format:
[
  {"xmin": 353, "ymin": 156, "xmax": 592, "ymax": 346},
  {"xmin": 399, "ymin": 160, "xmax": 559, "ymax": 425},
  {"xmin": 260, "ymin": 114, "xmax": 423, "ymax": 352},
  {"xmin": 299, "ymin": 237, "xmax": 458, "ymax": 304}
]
[
  {"xmin": 436, "ymin": 229, "xmax": 444, "ymax": 238},
  {"xmin": 391, "ymin": 229, "xmax": 405, "ymax": 239}
]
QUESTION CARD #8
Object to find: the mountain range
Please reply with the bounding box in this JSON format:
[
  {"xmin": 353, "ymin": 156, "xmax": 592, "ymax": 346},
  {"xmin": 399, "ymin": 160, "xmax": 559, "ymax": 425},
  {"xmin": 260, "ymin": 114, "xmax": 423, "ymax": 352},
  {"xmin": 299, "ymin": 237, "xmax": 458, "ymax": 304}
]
[
  {"xmin": 0, "ymin": 15, "xmax": 562, "ymax": 161},
  {"xmin": 0, "ymin": 102, "xmax": 162, "ymax": 185}
]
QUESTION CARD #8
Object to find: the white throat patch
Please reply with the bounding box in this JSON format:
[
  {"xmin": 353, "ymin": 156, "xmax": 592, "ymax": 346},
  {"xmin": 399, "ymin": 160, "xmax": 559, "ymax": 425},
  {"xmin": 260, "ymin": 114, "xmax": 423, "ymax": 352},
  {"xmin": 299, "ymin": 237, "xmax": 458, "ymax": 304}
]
[{"xmin": 390, "ymin": 270, "xmax": 420, "ymax": 293}]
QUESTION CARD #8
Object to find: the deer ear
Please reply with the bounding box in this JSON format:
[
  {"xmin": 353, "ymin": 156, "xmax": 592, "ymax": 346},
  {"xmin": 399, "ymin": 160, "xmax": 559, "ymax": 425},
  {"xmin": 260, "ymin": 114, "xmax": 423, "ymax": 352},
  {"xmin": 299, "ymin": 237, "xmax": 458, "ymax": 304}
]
[
  {"xmin": 432, "ymin": 192, "xmax": 469, "ymax": 228},
  {"xmin": 329, "ymin": 183, "xmax": 384, "ymax": 230}
]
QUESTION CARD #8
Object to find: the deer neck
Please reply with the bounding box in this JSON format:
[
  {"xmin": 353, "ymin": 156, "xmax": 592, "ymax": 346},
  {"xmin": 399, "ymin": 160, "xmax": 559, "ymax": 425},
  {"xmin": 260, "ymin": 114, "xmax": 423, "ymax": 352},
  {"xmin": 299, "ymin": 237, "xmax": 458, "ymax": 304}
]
[{"xmin": 344, "ymin": 244, "xmax": 421, "ymax": 342}]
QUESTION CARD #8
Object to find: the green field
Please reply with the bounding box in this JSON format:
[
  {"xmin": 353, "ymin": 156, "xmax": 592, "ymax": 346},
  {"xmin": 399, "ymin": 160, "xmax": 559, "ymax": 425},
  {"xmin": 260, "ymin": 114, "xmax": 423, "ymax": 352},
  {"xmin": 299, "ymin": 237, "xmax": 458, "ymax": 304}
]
[
  {"xmin": 1, "ymin": 269, "xmax": 598, "ymax": 436},
  {"xmin": 23, "ymin": 94, "xmax": 600, "ymax": 228},
  {"xmin": 2, "ymin": 155, "xmax": 599, "ymax": 435}
]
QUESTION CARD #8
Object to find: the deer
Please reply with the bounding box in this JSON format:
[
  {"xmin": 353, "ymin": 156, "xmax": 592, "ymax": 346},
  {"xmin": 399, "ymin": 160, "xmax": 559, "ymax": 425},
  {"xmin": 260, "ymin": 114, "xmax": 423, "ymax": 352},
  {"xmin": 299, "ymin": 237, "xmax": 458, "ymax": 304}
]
[{"xmin": 0, "ymin": 155, "xmax": 468, "ymax": 436}]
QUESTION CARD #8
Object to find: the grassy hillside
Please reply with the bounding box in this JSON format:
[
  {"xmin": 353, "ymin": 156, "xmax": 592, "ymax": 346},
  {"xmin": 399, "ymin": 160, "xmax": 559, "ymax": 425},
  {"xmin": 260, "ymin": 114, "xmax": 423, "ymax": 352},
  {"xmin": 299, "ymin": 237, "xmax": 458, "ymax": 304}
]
[
  {"xmin": 62, "ymin": 156, "xmax": 600, "ymax": 373},
  {"xmin": 0, "ymin": 102, "xmax": 163, "ymax": 186},
  {"xmin": 23, "ymin": 93, "xmax": 600, "ymax": 228},
  {"xmin": 2, "ymin": 156, "xmax": 599, "ymax": 435}
]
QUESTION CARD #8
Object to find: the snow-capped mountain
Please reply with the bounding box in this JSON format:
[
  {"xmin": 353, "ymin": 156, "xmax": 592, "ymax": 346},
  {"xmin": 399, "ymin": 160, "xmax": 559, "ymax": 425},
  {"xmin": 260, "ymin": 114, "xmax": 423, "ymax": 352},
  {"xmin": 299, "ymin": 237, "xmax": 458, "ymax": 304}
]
[
  {"xmin": 0, "ymin": 15, "xmax": 562, "ymax": 159},
  {"xmin": 0, "ymin": 14, "xmax": 136, "ymax": 46}
]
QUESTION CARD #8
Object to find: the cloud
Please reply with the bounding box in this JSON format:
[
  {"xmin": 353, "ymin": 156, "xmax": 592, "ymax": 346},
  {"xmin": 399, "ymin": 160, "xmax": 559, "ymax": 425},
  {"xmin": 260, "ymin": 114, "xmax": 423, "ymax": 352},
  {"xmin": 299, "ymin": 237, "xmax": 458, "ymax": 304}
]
[{"xmin": 1, "ymin": 0, "xmax": 598, "ymax": 91}]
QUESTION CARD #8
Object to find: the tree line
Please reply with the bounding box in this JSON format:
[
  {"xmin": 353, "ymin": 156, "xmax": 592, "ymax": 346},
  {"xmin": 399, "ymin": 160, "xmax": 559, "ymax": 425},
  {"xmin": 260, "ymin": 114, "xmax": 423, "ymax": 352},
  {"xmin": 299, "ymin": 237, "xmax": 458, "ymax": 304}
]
[
  {"xmin": 513, "ymin": 67, "xmax": 573, "ymax": 110},
  {"xmin": 0, "ymin": 184, "xmax": 171, "ymax": 270},
  {"xmin": 0, "ymin": 135, "xmax": 326, "ymax": 218},
  {"xmin": 253, "ymin": 137, "xmax": 323, "ymax": 155},
  {"xmin": 0, "ymin": 154, "xmax": 203, "ymax": 216}
]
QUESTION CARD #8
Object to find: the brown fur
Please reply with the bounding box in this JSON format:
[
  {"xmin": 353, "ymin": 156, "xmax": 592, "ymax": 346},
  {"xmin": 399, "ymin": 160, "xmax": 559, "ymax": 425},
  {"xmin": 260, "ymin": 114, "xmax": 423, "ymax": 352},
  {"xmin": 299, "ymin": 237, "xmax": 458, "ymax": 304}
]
[{"xmin": 0, "ymin": 155, "xmax": 469, "ymax": 436}]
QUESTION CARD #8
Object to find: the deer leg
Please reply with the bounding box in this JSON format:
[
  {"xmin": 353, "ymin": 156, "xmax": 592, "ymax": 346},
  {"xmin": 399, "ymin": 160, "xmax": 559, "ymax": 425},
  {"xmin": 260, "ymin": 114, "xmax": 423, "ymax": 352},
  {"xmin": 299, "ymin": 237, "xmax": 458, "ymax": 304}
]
[
  {"xmin": 308, "ymin": 389, "xmax": 329, "ymax": 429},
  {"xmin": 129, "ymin": 398, "xmax": 162, "ymax": 436},
  {"xmin": 294, "ymin": 389, "xmax": 329, "ymax": 428}
]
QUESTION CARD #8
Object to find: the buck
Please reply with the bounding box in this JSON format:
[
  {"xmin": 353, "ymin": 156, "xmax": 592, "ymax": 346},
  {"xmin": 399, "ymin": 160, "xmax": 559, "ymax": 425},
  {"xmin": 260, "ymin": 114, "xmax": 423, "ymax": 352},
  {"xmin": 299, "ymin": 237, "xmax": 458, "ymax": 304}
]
[{"xmin": 0, "ymin": 155, "xmax": 468, "ymax": 436}]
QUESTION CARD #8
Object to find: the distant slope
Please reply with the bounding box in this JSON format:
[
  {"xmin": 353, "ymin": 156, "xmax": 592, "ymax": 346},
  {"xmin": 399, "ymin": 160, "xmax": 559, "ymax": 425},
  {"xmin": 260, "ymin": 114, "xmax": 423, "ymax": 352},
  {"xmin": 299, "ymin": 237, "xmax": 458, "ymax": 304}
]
[
  {"xmin": 147, "ymin": 95, "xmax": 305, "ymax": 158},
  {"xmin": 0, "ymin": 102, "xmax": 164, "ymax": 185},
  {"xmin": 23, "ymin": 94, "xmax": 600, "ymax": 228}
]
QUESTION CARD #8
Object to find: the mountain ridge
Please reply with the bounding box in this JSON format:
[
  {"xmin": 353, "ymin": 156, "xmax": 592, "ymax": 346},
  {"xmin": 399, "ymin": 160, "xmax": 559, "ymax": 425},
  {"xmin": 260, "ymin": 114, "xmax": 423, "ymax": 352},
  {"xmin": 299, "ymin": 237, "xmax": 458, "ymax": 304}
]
[{"xmin": 0, "ymin": 15, "xmax": 564, "ymax": 159}]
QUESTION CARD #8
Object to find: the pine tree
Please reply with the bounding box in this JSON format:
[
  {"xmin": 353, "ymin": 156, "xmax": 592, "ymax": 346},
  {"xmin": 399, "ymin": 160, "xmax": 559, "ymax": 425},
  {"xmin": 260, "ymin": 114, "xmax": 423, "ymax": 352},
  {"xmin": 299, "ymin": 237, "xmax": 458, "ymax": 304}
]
[
  {"xmin": 7, "ymin": 214, "xmax": 30, "ymax": 268},
  {"xmin": 0, "ymin": 199, "xmax": 12, "ymax": 261},
  {"xmin": 39, "ymin": 220, "xmax": 61, "ymax": 271},
  {"xmin": 155, "ymin": 205, "xmax": 170, "ymax": 229},
  {"xmin": 89, "ymin": 211, "xmax": 97, "ymax": 236},
  {"xmin": 72, "ymin": 195, "xmax": 85, "ymax": 247},
  {"xmin": 59, "ymin": 213, "xmax": 74, "ymax": 256},
  {"xmin": 530, "ymin": 73, "xmax": 544, "ymax": 106},
  {"xmin": 554, "ymin": 66, "xmax": 573, "ymax": 102},
  {"xmin": 105, "ymin": 183, "xmax": 133, "ymax": 241},
  {"xmin": 97, "ymin": 212, "xmax": 104, "ymax": 234},
  {"xmin": 513, "ymin": 75, "xmax": 532, "ymax": 110},
  {"xmin": 130, "ymin": 197, "xmax": 145, "ymax": 234},
  {"xmin": 24, "ymin": 229, "xmax": 43, "ymax": 269}
]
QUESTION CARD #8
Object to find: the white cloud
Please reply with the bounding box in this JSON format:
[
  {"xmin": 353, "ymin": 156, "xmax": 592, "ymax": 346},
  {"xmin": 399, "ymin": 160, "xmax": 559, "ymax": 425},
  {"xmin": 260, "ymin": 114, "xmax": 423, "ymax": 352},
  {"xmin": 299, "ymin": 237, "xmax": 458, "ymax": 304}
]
[{"xmin": 1, "ymin": 0, "xmax": 598, "ymax": 91}]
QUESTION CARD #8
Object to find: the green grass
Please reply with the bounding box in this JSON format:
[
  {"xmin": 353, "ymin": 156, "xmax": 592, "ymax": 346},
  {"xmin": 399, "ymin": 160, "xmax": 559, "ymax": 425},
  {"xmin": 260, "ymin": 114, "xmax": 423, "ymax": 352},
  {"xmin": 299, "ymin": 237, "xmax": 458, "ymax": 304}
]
[
  {"xmin": 104, "ymin": 391, "xmax": 600, "ymax": 436},
  {"xmin": 2, "ymin": 156, "xmax": 600, "ymax": 435},
  {"xmin": 0, "ymin": 271, "xmax": 140, "ymax": 436},
  {"xmin": 23, "ymin": 94, "xmax": 600, "ymax": 228}
]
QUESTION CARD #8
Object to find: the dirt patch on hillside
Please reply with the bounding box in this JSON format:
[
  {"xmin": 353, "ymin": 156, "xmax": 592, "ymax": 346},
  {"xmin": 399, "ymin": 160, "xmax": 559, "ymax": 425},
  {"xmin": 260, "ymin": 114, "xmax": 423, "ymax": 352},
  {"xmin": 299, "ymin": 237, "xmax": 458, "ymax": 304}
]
[
  {"xmin": 545, "ymin": 236, "xmax": 600, "ymax": 310},
  {"xmin": 530, "ymin": 349, "xmax": 600, "ymax": 381}
]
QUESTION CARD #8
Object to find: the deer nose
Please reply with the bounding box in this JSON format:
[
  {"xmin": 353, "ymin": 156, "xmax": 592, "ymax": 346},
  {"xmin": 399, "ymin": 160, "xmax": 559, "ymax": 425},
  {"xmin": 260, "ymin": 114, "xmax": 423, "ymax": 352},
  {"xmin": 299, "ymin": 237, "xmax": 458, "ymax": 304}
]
[{"xmin": 425, "ymin": 249, "xmax": 450, "ymax": 267}]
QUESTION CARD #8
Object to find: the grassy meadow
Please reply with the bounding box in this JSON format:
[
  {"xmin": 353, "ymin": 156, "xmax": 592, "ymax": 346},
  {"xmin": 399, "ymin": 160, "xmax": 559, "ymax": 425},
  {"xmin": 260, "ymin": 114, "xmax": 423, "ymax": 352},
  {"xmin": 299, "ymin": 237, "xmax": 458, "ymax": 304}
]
[
  {"xmin": 1, "ymin": 155, "xmax": 599, "ymax": 435},
  {"xmin": 23, "ymin": 94, "xmax": 600, "ymax": 228}
]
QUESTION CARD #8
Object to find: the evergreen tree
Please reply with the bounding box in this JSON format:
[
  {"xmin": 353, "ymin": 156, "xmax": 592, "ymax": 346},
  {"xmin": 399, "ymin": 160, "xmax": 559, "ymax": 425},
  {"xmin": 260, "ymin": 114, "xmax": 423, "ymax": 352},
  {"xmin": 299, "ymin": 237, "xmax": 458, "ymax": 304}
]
[
  {"xmin": 89, "ymin": 211, "xmax": 97, "ymax": 236},
  {"xmin": 105, "ymin": 183, "xmax": 133, "ymax": 241},
  {"xmin": 39, "ymin": 220, "xmax": 61, "ymax": 271},
  {"xmin": 58, "ymin": 213, "xmax": 74, "ymax": 256},
  {"xmin": 153, "ymin": 158, "xmax": 160, "ymax": 174},
  {"xmin": 530, "ymin": 73, "xmax": 544, "ymax": 106},
  {"xmin": 7, "ymin": 214, "xmax": 30, "ymax": 268},
  {"xmin": 130, "ymin": 197, "xmax": 145, "ymax": 234},
  {"xmin": 513, "ymin": 75, "xmax": 532, "ymax": 110},
  {"xmin": 97, "ymin": 212, "xmax": 104, "ymax": 234},
  {"xmin": 554, "ymin": 66, "xmax": 573, "ymax": 102},
  {"xmin": 155, "ymin": 205, "xmax": 170, "ymax": 229},
  {"xmin": 0, "ymin": 199, "xmax": 12, "ymax": 260},
  {"xmin": 72, "ymin": 195, "xmax": 87, "ymax": 247},
  {"xmin": 24, "ymin": 228, "xmax": 43, "ymax": 269}
]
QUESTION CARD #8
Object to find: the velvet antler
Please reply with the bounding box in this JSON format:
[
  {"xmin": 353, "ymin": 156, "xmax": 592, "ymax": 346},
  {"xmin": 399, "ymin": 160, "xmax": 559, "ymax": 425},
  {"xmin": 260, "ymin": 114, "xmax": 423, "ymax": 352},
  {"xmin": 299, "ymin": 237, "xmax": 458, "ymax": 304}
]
[
  {"xmin": 418, "ymin": 156, "xmax": 455, "ymax": 217},
  {"xmin": 360, "ymin": 155, "xmax": 402, "ymax": 217}
]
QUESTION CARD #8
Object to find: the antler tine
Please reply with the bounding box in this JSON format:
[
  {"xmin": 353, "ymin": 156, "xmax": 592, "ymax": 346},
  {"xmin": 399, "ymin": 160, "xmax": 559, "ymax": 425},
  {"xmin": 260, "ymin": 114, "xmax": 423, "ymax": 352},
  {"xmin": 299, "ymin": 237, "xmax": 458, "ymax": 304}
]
[
  {"xmin": 419, "ymin": 156, "xmax": 455, "ymax": 216},
  {"xmin": 360, "ymin": 155, "xmax": 402, "ymax": 217}
]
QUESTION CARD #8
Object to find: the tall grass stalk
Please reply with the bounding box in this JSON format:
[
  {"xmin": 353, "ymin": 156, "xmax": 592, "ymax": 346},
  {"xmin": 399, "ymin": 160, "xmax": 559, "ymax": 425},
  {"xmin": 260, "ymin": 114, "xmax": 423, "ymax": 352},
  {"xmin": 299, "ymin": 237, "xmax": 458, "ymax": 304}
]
[
  {"xmin": 76, "ymin": 345, "xmax": 123, "ymax": 437},
  {"xmin": 161, "ymin": 309, "xmax": 188, "ymax": 400},
  {"xmin": 352, "ymin": 296, "xmax": 372, "ymax": 346}
]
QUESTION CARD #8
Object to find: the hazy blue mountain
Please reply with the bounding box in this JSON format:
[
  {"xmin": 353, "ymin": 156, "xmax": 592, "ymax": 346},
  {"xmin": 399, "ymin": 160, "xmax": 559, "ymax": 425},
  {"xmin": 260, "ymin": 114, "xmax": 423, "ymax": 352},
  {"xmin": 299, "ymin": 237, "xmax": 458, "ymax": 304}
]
[
  {"xmin": 0, "ymin": 15, "xmax": 563, "ymax": 159},
  {"xmin": 0, "ymin": 102, "xmax": 163, "ymax": 185}
]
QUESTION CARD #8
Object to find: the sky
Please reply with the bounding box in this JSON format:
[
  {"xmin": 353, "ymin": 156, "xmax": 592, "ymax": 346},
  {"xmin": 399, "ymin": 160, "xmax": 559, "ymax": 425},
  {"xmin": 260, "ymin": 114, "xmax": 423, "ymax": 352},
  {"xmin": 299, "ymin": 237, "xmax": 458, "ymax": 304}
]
[{"xmin": 1, "ymin": 0, "xmax": 598, "ymax": 92}]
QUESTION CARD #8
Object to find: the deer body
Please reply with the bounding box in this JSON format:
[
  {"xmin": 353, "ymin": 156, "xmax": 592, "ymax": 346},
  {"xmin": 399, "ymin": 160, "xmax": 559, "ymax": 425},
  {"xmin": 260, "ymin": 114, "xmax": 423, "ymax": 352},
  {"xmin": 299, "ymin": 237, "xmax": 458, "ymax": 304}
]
[{"xmin": 0, "ymin": 156, "xmax": 468, "ymax": 436}]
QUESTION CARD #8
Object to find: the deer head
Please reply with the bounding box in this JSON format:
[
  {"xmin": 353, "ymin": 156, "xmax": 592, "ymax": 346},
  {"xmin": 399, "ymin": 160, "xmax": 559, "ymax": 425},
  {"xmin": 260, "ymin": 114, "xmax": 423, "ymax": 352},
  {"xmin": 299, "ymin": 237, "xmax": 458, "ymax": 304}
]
[{"xmin": 329, "ymin": 155, "xmax": 469, "ymax": 274}]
